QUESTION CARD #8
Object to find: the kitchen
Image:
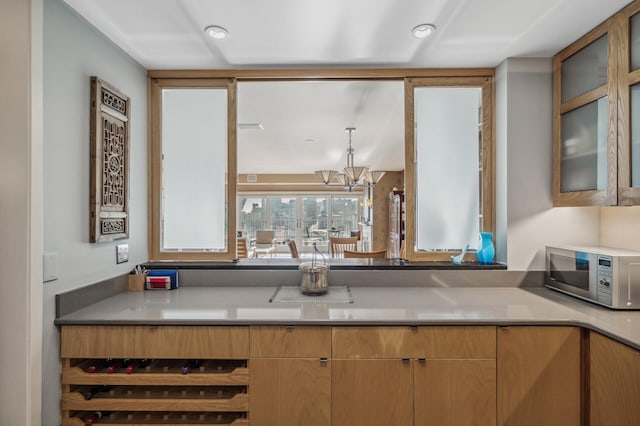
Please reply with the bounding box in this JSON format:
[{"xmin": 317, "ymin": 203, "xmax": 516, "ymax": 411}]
[{"xmin": 3, "ymin": 0, "xmax": 640, "ymax": 425}]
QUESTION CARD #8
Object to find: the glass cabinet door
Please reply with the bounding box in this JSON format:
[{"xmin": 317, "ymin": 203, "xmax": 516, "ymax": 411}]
[
  {"xmin": 560, "ymin": 98, "xmax": 608, "ymax": 193},
  {"xmin": 630, "ymin": 84, "xmax": 640, "ymax": 188},
  {"xmin": 554, "ymin": 26, "xmax": 615, "ymax": 206},
  {"xmin": 561, "ymin": 35, "xmax": 608, "ymax": 103},
  {"xmin": 625, "ymin": 10, "xmax": 640, "ymax": 204}
]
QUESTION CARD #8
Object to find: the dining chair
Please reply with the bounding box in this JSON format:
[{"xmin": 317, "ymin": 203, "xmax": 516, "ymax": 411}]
[
  {"xmin": 255, "ymin": 230, "xmax": 276, "ymax": 257},
  {"xmin": 344, "ymin": 249, "xmax": 386, "ymax": 259},
  {"xmin": 237, "ymin": 238, "xmax": 254, "ymax": 259},
  {"xmin": 329, "ymin": 236, "xmax": 358, "ymax": 258},
  {"xmin": 288, "ymin": 240, "xmax": 299, "ymax": 258}
]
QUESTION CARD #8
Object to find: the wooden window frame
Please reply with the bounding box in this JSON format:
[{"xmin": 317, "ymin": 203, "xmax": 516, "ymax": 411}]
[
  {"xmin": 404, "ymin": 76, "xmax": 495, "ymax": 261},
  {"xmin": 147, "ymin": 69, "xmax": 494, "ymax": 261},
  {"xmin": 148, "ymin": 78, "xmax": 237, "ymax": 260}
]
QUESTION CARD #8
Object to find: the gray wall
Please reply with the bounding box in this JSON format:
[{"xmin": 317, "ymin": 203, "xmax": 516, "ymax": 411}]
[
  {"xmin": 42, "ymin": 0, "xmax": 148, "ymax": 423},
  {"xmin": 495, "ymin": 58, "xmax": 600, "ymax": 270}
]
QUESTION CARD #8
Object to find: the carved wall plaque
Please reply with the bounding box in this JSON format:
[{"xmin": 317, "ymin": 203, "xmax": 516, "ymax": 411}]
[{"xmin": 90, "ymin": 77, "xmax": 130, "ymax": 243}]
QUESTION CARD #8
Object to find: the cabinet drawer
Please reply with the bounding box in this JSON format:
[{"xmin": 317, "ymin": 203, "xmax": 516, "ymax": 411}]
[
  {"xmin": 332, "ymin": 326, "xmax": 496, "ymax": 359},
  {"xmin": 61, "ymin": 326, "xmax": 136, "ymax": 358},
  {"xmin": 250, "ymin": 325, "xmax": 331, "ymax": 358},
  {"xmin": 135, "ymin": 326, "xmax": 249, "ymax": 358},
  {"xmin": 61, "ymin": 325, "xmax": 249, "ymax": 359},
  {"xmin": 417, "ymin": 326, "xmax": 496, "ymax": 359},
  {"xmin": 333, "ymin": 326, "xmax": 417, "ymax": 358}
]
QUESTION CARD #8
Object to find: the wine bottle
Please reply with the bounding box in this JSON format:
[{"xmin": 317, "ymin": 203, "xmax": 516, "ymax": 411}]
[
  {"xmin": 86, "ymin": 358, "xmax": 113, "ymax": 373},
  {"xmin": 120, "ymin": 358, "xmax": 133, "ymax": 373},
  {"xmin": 125, "ymin": 358, "xmax": 152, "ymax": 374},
  {"xmin": 83, "ymin": 385, "xmax": 113, "ymax": 400},
  {"xmin": 105, "ymin": 358, "xmax": 122, "ymax": 374},
  {"xmin": 180, "ymin": 359, "xmax": 202, "ymax": 374},
  {"xmin": 84, "ymin": 411, "xmax": 110, "ymax": 425}
]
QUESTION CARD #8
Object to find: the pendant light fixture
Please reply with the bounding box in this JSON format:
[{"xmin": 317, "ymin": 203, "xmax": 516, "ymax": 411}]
[{"xmin": 315, "ymin": 127, "xmax": 385, "ymax": 190}]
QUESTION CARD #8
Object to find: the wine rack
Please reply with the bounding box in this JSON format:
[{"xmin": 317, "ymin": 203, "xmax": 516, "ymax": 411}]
[
  {"xmin": 60, "ymin": 326, "xmax": 250, "ymax": 426},
  {"xmin": 62, "ymin": 359, "xmax": 249, "ymax": 425}
]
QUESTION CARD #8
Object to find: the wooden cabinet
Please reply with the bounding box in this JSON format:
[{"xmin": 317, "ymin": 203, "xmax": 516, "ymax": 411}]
[
  {"xmin": 249, "ymin": 326, "xmax": 331, "ymax": 426},
  {"xmin": 332, "ymin": 326, "xmax": 497, "ymax": 426},
  {"xmin": 332, "ymin": 359, "xmax": 413, "ymax": 426},
  {"xmin": 414, "ymin": 359, "xmax": 496, "ymax": 426},
  {"xmin": 590, "ymin": 331, "xmax": 640, "ymax": 425},
  {"xmin": 60, "ymin": 325, "xmax": 250, "ymax": 426},
  {"xmin": 553, "ymin": 1, "xmax": 640, "ymax": 206},
  {"xmin": 497, "ymin": 326, "xmax": 581, "ymax": 426},
  {"xmin": 60, "ymin": 323, "xmax": 604, "ymax": 426}
]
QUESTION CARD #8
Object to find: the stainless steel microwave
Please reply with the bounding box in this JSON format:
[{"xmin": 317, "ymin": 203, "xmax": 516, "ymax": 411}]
[{"xmin": 545, "ymin": 245, "xmax": 640, "ymax": 310}]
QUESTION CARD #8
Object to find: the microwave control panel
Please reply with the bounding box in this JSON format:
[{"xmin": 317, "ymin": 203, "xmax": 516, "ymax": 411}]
[{"xmin": 596, "ymin": 255, "xmax": 613, "ymax": 306}]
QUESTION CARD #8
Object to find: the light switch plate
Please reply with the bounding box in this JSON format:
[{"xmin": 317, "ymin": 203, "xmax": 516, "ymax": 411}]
[{"xmin": 116, "ymin": 244, "xmax": 129, "ymax": 264}]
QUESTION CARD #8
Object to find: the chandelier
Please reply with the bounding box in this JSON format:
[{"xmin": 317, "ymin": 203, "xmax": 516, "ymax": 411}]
[{"xmin": 315, "ymin": 127, "xmax": 385, "ymax": 190}]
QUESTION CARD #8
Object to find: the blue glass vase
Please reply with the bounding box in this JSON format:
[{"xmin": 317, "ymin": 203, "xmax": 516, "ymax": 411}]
[{"xmin": 477, "ymin": 232, "xmax": 495, "ymax": 265}]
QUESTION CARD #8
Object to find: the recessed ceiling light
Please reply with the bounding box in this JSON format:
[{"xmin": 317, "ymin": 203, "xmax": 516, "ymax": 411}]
[
  {"xmin": 205, "ymin": 25, "xmax": 229, "ymax": 40},
  {"xmin": 411, "ymin": 24, "xmax": 436, "ymax": 39}
]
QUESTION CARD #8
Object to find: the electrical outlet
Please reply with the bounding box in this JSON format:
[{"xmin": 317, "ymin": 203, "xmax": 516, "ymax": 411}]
[{"xmin": 116, "ymin": 244, "xmax": 129, "ymax": 264}]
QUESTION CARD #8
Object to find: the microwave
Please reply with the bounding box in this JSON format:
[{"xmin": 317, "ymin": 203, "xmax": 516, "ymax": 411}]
[{"xmin": 545, "ymin": 245, "xmax": 640, "ymax": 310}]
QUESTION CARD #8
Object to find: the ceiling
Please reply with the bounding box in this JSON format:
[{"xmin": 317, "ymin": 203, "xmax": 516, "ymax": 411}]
[{"xmin": 63, "ymin": 0, "xmax": 632, "ymax": 174}]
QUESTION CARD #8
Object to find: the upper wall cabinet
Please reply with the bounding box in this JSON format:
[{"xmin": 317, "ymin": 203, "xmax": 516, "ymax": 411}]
[
  {"xmin": 553, "ymin": 0, "xmax": 640, "ymax": 206},
  {"xmin": 621, "ymin": 3, "xmax": 640, "ymax": 205}
]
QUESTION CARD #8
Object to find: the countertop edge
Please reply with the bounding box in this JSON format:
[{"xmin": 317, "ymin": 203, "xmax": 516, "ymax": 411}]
[
  {"xmin": 54, "ymin": 286, "xmax": 640, "ymax": 351},
  {"xmin": 53, "ymin": 318, "xmax": 640, "ymax": 351}
]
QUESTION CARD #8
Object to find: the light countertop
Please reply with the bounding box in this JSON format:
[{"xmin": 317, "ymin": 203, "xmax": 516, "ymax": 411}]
[{"xmin": 55, "ymin": 286, "xmax": 640, "ymax": 350}]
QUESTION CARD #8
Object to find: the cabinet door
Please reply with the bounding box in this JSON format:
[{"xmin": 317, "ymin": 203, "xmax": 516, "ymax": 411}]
[
  {"xmin": 332, "ymin": 359, "xmax": 412, "ymax": 426},
  {"xmin": 497, "ymin": 326, "xmax": 580, "ymax": 426},
  {"xmin": 590, "ymin": 331, "xmax": 640, "ymax": 425},
  {"xmin": 415, "ymin": 359, "xmax": 496, "ymax": 426},
  {"xmin": 553, "ymin": 23, "xmax": 617, "ymax": 206},
  {"xmin": 250, "ymin": 358, "xmax": 330, "ymax": 426}
]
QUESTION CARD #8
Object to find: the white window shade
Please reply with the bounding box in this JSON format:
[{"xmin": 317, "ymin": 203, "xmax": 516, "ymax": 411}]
[
  {"xmin": 161, "ymin": 89, "xmax": 228, "ymax": 250},
  {"xmin": 415, "ymin": 87, "xmax": 481, "ymax": 251}
]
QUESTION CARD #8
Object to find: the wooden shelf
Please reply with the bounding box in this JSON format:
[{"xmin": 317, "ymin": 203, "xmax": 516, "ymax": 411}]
[
  {"xmin": 63, "ymin": 365, "xmax": 249, "ymax": 387},
  {"xmin": 62, "ymin": 411, "xmax": 248, "ymax": 426},
  {"xmin": 62, "ymin": 391, "xmax": 249, "ymax": 412}
]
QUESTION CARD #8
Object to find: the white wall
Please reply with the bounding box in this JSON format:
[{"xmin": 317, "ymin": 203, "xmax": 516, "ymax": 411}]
[
  {"xmin": 0, "ymin": 0, "xmax": 43, "ymax": 424},
  {"xmin": 42, "ymin": 0, "xmax": 148, "ymax": 423},
  {"xmin": 495, "ymin": 58, "xmax": 601, "ymax": 270},
  {"xmin": 601, "ymin": 206, "xmax": 640, "ymax": 250}
]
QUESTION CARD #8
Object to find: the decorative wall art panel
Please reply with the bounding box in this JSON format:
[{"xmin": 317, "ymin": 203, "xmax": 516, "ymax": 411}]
[{"xmin": 90, "ymin": 77, "xmax": 130, "ymax": 242}]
